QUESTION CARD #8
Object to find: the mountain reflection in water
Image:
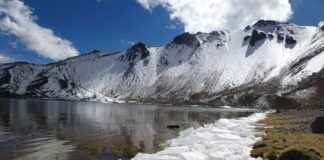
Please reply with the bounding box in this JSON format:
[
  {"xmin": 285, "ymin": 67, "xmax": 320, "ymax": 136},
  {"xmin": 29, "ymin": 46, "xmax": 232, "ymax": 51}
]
[{"xmin": 0, "ymin": 98, "xmax": 255, "ymax": 160}]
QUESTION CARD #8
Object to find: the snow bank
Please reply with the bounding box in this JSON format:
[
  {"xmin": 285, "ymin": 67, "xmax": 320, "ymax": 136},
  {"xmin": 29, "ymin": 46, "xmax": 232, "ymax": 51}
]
[{"xmin": 133, "ymin": 112, "xmax": 267, "ymax": 160}]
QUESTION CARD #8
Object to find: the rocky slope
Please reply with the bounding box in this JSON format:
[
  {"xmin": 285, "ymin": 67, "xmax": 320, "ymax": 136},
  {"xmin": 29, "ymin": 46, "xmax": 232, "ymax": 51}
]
[{"xmin": 1, "ymin": 20, "xmax": 324, "ymax": 108}]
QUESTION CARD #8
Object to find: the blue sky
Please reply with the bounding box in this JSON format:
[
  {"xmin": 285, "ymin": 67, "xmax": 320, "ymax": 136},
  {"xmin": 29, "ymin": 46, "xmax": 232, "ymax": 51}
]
[{"xmin": 0, "ymin": 0, "xmax": 323, "ymax": 63}]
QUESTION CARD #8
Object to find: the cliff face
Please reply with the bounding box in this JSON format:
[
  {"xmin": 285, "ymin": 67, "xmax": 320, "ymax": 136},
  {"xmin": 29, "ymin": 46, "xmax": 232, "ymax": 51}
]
[{"xmin": 1, "ymin": 20, "xmax": 324, "ymax": 108}]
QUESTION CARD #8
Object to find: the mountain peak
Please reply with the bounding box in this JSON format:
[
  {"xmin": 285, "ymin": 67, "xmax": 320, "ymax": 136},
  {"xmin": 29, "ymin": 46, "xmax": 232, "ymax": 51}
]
[
  {"xmin": 171, "ymin": 33, "xmax": 201, "ymax": 47},
  {"xmin": 242, "ymin": 20, "xmax": 299, "ymax": 51},
  {"xmin": 121, "ymin": 42, "xmax": 150, "ymax": 62},
  {"xmin": 130, "ymin": 42, "xmax": 146, "ymax": 50},
  {"xmin": 169, "ymin": 31, "xmax": 229, "ymax": 49},
  {"xmin": 253, "ymin": 20, "xmax": 283, "ymax": 28},
  {"xmin": 320, "ymin": 22, "xmax": 324, "ymax": 31},
  {"xmin": 89, "ymin": 49, "xmax": 101, "ymax": 54}
]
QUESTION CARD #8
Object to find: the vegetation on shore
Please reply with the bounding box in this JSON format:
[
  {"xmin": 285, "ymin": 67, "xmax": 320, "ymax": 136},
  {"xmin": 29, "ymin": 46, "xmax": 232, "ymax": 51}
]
[{"xmin": 251, "ymin": 110, "xmax": 324, "ymax": 160}]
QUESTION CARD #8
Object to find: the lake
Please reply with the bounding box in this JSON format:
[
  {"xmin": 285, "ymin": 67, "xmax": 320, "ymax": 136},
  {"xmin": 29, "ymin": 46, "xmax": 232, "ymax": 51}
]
[{"xmin": 0, "ymin": 98, "xmax": 255, "ymax": 160}]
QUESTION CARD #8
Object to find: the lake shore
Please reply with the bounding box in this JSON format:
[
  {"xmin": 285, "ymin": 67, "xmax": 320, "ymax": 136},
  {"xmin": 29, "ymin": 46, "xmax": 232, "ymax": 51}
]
[
  {"xmin": 251, "ymin": 109, "xmax": 324, "ymax": 160},
  {"xmin": 133, "ymin": 112, "xmax": 266, "ymax": 160}
]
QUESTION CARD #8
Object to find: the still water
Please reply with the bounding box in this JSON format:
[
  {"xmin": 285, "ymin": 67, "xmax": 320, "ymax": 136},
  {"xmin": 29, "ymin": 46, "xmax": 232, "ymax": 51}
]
[{"xmin": 0, "ymin": 98, "xmax": 255, "ymax": 160}]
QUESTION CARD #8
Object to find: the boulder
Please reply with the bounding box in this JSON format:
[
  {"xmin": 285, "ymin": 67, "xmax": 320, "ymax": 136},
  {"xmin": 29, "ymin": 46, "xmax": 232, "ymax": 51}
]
[
  {"xmin": 311, "ymin": 117, "xmax": 324, "ymax": 134},
  {"xmin": 278, "ymin": 150, "xmax": 321, "ymax": 160},
  {"xmin": 278, "ymin": 149, "xmax": 321, "ymax": 160},
  {"xmin": 167, "ymin": 125, "xmax": 180, "ymax": 130}
]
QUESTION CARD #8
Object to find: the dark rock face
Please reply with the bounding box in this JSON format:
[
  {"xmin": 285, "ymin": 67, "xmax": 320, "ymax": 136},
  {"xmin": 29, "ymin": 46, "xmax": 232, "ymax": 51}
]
[
  {"xmin": 207, "ymin": 31, "xmax": 220, "ymax": 41},
  {"xmin": 89, "ymin": 49, "xmax": 101, "ymax": 54},
  {"xmin": 244, "ymin": 30, "xmax": 267, "ymax": 57},
  {"xmin": 121, "ymin": 43, "xmax": 151, "ymax": 78},
  {"xmin": 242, "ymin": 36, "xmax": 251, "ymax": 46},
  {"xmin": 167, "ymin": 125, "xmax": 180, "ymax": 130},
  {"xmin": 171, "ymin": 33, "xmax": 200, "ymax": 47},
  {"xmin": 315, "ymin": 78, "xmax": 324, "ymax": 99},
  {"xmin": 244, "ymin": 25, "xmax": 252, "ymax": 32},
  {"xmin": 249, "ymin": 30, "xmax": 267, "ymax": 46},
  {"xmin": 321, "ymin": 25, "xmax": 324, "ymax": 31},
  {"xmin": 244, "ymin": 36, "xmax": 251, "ymax": 42},
  {"xmin": 285, "ymin": 36, "xmax": 297, "ymax": 45},
  {"xmin": 27, "ymin": 76, "xmax": 48, "ymax": 91},
  {"xmin": 311, "ymin": 117, "xmax": 324, "ymax": 134},
  {"xmin": 254, "ymin": 20, "xmax": 280, "ymax": 28},
  {"xmin": 0, "ymin": 63, "xmax": 30, "ymax": 87},
  {"xmin": 0, "ymin": 67, "xmax": 11, "ymax": 96},
  {"xmin": 123, "ymin": 42, "xmax": 150, "ymax": 62},
  {"xmin": 159, "ymin": 56, "xmax": 168, "ymax": 66},
  {"xmin": 285, "ymin": 35, "xmax": 297, "ymax": 48},
  {"xmin": 277, "ymin": 34, "xmax": 285, "ymax": 43},
  {"xmin": 0, "ymin": 68, "xmax": 11, "ymax": 86},
  {"xmin": 268, "ymin": 34, "xmax": 274, "ymax": 40},
  {"xmin": 58, "ymin": 79, "xmax": 68, "ymax": 89}
]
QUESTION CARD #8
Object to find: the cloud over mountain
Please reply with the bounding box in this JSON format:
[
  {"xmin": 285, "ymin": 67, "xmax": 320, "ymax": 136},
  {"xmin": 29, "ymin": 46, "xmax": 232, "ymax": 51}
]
[
  {"xmin": 137, "ymin": 0, "xmax": 293, "ymax": 33},
  {"xmin": 0, "ymin": 0, "xmax": 79, "ymax": 61},
  {"xmin": 0, "ymin": 54, "xmax": 13, "ymax": 63}
]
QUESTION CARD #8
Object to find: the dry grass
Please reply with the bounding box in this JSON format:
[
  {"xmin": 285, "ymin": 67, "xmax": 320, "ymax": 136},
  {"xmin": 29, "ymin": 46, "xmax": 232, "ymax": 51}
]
[{"xmin": 251, "ymin": 112, "xmax": 324, "ymax": 160}]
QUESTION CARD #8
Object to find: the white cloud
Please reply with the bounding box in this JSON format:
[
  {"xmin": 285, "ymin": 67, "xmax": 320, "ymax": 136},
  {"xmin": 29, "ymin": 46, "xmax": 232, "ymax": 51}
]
[
  {"xmin": 121, "ymin": 39, "xmax": 135, "ymax": 46},
  {"xmin": 136, "ymin": 0, "xmax": 293, "ymax": 33},
  {"xmin": 0, "ymin": 54, "xmax": 13, "ymax": 63},
  {"xmin": 0, "ymin": 0, "xmax": 79, "ymax": 61},
  {"xmin": 166, "ymin": 24, "xmax": 178, "ymax": 30}
]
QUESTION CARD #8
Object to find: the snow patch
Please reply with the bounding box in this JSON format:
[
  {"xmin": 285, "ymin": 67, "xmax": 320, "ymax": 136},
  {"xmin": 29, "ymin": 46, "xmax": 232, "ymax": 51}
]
[
  {"xmin": 221, "ymin": 106, "xmax": 232, "ymax": 109},
  {"xmin": 133, "ymin": 112, "xmax": 267, "ymax": 160}
]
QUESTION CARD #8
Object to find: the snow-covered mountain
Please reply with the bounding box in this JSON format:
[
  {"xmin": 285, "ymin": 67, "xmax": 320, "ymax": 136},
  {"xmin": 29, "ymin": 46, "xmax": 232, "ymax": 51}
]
[{"xmin": 1, "ymin": 20, "xmax": 324, "ymax": 108}]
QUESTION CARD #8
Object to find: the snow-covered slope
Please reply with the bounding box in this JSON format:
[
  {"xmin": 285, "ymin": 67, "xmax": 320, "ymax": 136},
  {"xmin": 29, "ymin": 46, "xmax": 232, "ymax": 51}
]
[{"xmin": 1, "ymin": 20, "xmax": 324, "ymax": 107}]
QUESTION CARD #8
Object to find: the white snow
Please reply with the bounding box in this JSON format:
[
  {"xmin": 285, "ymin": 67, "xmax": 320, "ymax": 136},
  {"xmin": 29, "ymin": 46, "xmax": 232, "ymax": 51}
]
[{"xmin": 133, "ymin": 112, "xmax": 267, "ymax": 160}]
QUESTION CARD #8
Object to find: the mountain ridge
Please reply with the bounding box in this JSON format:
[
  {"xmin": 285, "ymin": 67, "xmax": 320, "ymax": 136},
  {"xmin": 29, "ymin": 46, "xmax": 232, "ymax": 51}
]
[{"xmin": 1, "ymin": 20, "xmax": 324, "ymax": 108}]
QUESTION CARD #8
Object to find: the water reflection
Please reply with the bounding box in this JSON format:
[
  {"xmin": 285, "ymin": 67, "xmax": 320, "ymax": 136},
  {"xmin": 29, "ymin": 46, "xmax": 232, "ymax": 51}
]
[{"xmin": 0, "ymin": 98, "xmax": 254, "ymax": 160}]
